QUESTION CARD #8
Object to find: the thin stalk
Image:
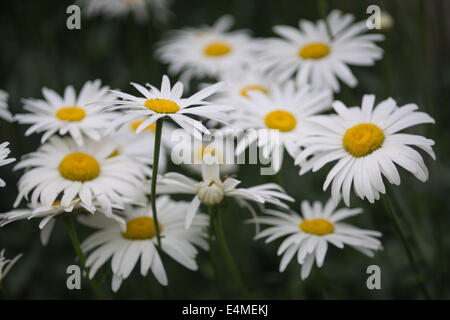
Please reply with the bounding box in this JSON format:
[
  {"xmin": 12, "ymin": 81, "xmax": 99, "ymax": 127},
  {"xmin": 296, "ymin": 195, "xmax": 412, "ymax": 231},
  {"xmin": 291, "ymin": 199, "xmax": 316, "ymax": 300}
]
[
  {"xmin": 63, "ymin": 216, "xmax": 102, "ymax": 299},
  {"xmin": 314, "ymin": 267, "xmax": 328, "ymax": 299},
  {"xmin": 208, "ymin": 206, "xmax": 223, "ymax": 297},
  {"xmin": 381, "ymin": 195, "xmax": 431, "ymax": 299},
  {"xmin": 213, "ymin": 209, "xmax": 251, "ymax": 299},
  {"xmin": 318, "ymin": 0, "xmax": 333, "ymax": 39},
  {"xmin": 151, "ymin": 118, "xmax": 164, "ymax": 248}
]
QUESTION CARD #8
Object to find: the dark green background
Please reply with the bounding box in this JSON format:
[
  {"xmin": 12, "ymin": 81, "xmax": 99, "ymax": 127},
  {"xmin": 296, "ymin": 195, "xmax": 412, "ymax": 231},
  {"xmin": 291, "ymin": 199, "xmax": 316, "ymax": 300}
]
[{"xmin": 0, "ymin": 0, "xmax": 449, "ymax": 299}]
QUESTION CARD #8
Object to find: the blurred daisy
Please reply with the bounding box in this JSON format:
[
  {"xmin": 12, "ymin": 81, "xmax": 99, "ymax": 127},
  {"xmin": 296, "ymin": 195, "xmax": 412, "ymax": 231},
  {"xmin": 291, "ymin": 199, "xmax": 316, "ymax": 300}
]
[
  {"xmin": 258, "ymin": 10, "xmax": 384, "ymax": 92},
  {"xmin": 107, "ymin": 75, "xmax": 232, "ymax": 140},
  {"xmin": 16, "ymin": 80, "xmax": 118, "ymax": 146},
  {"xmin": 0, "ymin": 199, "xmax": 96, "ymax": 246},
  {"xmin": 295, "ymin": 95, "xmax": 435, "ymax": 206},
  {"xmin": 0, "ymin": 142, "xmax": 15, "ymax": 187},
  {"xmin": 157, "ymin": 15, "xmax": 257, "ymax": 84},
  {"xmin": 251, "ymin": 198, "xmax": 382, "ymax": 280},
  {"xmin": 0, "ymin": 249, "xmax": 22, "ymax": 284},
  {"xmin": 230, "ymin": 81, "xmax": 332, "ymax": 173},
  {"xmin": 78, "ymin": 0, "xmax": 171, "ymax": 23},
  {"xmin": 157, "ymin": 157, "xmax": 294, "ymax": 228},
  {"xmin": 14, "ymin": 136, "xmax": 147, "ymax": 216},
  {"xmin": 0, "ymin": 90, "xmax": 13, "ymax": 122},
  {"xmin": 80, "ymin": 196, "xmax": 208, "ymax": 292}
]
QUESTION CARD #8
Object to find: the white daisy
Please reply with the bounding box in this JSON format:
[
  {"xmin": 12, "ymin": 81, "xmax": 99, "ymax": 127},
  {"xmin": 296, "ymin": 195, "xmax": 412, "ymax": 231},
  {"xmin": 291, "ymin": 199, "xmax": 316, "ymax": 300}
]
[
  {"xmin": 78, "ymin": 0, "xmax": 171, "ymax": 23},
  {"xmin": 295, "ymin": 95, "xmax": 435, "ymax": 206},
  {"xmin": 0, "ymin": 249, "xmax": 22, "ymax": 284},
  {"xmin": 0, "ymin": 142, "xmax": 15, "ymax": 187},
  {"xmin": 157, "ymin": 157, "xmax": 294, "ymax": 228},
  {"xmin": 79, "ymin": 196, "xmax": 208, "ymax": 292},
  {"xmin": 14, "ymin": 136, "xmax": 147, "ymax": 216},
  {"xmin": 0, "ymin": 199, "xmax": 95, "ymax": 246},
  {"xmin": 229, "ymin": 80, "xmax": 332, "ymax": 173},
  {"xmin": 0, "ymin": 90, "xmax": 13, "ymax": 122},
  {"xmin": 251, "ymin": 198, "xmax": 382, "ymax": 280},
  {"xmin": 15, "ymin": 80, "xmax": 119, "ymax": 146},
  {"xmin": 106, "ymin": 75, "xmax": 232, "ymax": 140},
  {"xmin": 257, "ymin": 10, "xmax": 384, "ymax": 92},
  {"xmin": 157, "ymin": 15, "xmax": 257, "ymax": 85}
]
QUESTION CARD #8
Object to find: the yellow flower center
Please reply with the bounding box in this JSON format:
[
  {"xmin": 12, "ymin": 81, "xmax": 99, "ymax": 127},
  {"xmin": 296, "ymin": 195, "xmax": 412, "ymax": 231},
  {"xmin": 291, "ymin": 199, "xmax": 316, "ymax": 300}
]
[
  {"xmin": 58, "ymin": 152, "xmax": 100, "ymax": 182},
  {"xmin": 300, "ymin": 218, "xmax": 334, "ymax": 235},
  {"xmin": 203, "ymin": 41, "xmax": 232, "ymax": 57},
  {"xmin": 264, "ymin": 110, "xmax": 297, "ymax": 132},
  {"xmin": 55, "ymin": 106, "xmax": 86, "ymax": 122},
  {"xmin": 122, "ymin": 217, "xmax": 161, "ymax": 240},
  {"xmin": 144, "ymin": 99, "xmax": 180, "ymax": 114},
  {"xmin": 298, "ymin": 42, "xmax": 330, "ymax": 60},
  {"xmin": 343, "ymin": 123, "xmax": 385, "ymax": 158},
  {"xmin": 240, "ymin": 85, "xmax": 268, "ymax": 98},
  {"xmin": 130, "ymin": 118, "xmax": 156, "ymax": 132}
]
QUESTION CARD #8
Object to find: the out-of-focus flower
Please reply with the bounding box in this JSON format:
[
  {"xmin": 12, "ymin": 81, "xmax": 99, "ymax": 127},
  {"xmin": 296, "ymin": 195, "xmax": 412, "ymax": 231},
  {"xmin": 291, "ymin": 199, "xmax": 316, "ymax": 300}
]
[
  {"xmin": 380, "ymin": 11, "xmax": 394, "ymax": 31},
  {"xmin": 16, "ymin": 80, "xmax": 118, "ymax": 146},
  {"xmin": 157, "ymin": 156, "xmax": 294, "ymax": 228},
  {"xmin": 0, "ymin": 142, "xmax": 15, "ymax": 188},
  {"xmin": 106, "ymin": 75, "xmax": 232, "ymax": 140},
  {"xmin": 14, "ymin": 136, "xmax": 147, "ymax": 216},
  {"xmin": 258, "ymin": 10, "xmax": 384, "ymax": 92},
  {"xmin": 295, "ymin": 95, "xmax": 435, "ymax": 206},
  {"xmin": 80, "ymin": 196, "xmax": 208, "ymax": 292},
  {"xmin": 251, "ymin": 197, "xmax": 382, "ymax": 280},
  {"xmin": 157, "ymin": 15, "xmax": 257, "ymax": 85},
  {"xmin": 0, "ymin": 90, "xmax": 13, "ymax": 122},
  {"xmin": 0, "ymin": 249, "xmax": 22, "ymax": 284}
]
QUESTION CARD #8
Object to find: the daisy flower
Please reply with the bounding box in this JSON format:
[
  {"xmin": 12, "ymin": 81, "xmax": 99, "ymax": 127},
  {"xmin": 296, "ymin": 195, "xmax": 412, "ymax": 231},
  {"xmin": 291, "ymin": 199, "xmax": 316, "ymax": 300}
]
[
  {"xmin": 257, "ymin": 10, "xmax": 384, "ymax": 92},
  {"xmin": 157, "ymin": 15, "xmax": 257, "ymax": 85},
  {"xmin": 230, "ymin": 80, "xmax": 332, "ymax": 173},
  {"xmin": 79, "ymin": 196, "xmax": 208, "ymax": 292},
  {"xmin": 251, "ymin": 198, "xmax": 382, "ymax": 280},
  {"xmin": 78, "ymin": 0, "xmax": 171, "ymax": 23},
  {"xmin": 295, "ymin": 95, "xmax": 435, "ymax": 206},
  {"xmin": 0, "ymin": 142, "xmax": 15, "ymax": 187},
  {"xmin": 157, "ymin": 157, "xmax": 294, "ymax": 228},
  {"xmin": 14, "ymin": 136, "xmax": 147, "ymax": 216},
  {"xmin": 0, "ymin": 200, "xmax": 96, "ymax": 246},
  {"xmin": 0, "ymin": 249, "xmax": 22, "ymax": 284},
  {"xmin": 0, "ymin": 90, "xmax": 13, "ymax": 122},
  {"xmin": 15, "ymin": 80, "xmax": 119, "ymax": 146},
  {"xmin": 107, "ymin": 75, "xmax": 232, "ymax": 140}
]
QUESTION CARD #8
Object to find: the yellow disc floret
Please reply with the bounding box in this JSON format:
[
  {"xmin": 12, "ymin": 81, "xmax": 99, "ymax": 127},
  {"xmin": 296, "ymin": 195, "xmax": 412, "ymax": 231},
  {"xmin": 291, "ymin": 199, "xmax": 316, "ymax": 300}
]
[
  {"xmin": 56, "ymin": 106, "xmax": 86, "ymax": 122},
  {"xmin": 300, "ymin": 218, "xmax": 334, "ymax": 235},
  {"xmin": 58, "ymin": 152, "xmax": 100, "ymax": 181},
  {"xmin": 264, "ymin": 110, "xmax": 297, "ymax": 132},
  {"xmin": 343, "ymin": 123, "xmax": 385, "ymax": 157},
  {"xmin": 130, "ymin": 118, "xmax": 156, "ymax": 132},
  {"xmin": 122, "ymin": 217, "xmax": 161, "ymax": 240},
  {"xmin": 203, "ymin": 41, "xmax": 232, "ymax": 57},
  {"xmin": 240, "ymin": 85, "xmax": 268, "ymax": 98},
  {"xmin": 299, "ymin": 42, "xmax": 330, "ymax": 60},
  {"xmin": 144, "ymin": 99, "xmax": 180, "ymax": 114}
]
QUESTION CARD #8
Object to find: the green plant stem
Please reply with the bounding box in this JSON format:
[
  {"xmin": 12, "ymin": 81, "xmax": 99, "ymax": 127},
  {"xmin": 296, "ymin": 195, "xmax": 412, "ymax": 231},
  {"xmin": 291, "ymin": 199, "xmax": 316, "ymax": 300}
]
[
  {"xmin": 151, "ymin": 118, "xmax": 164, "ymax": 249},
  {"xmin": 213, "ymin": 209, "xmax": 251, "ymax": 299},
  {"xmin": 381, "ymin": 195, "xmax": 431, "ymax": 299},
  {"xmin": 317, "ymin": 0, "xmax": 333, "ymax": 39},
  {"xmin": 314, "ymin": 268, "xmax": 328, "ymax": 299},
  {"xmin": 208, "ymin": 206, "xmax": 223, "ymax": 297},
  {"xmin": 63, "ymin": 216, "xmax": 102, "ymax": 299}
]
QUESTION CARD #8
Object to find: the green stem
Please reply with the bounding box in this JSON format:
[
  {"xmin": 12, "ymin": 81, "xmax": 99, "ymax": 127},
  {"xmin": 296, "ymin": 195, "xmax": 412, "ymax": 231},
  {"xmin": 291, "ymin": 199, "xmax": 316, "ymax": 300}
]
[
  {"xmin": 63, "ymin": 216, "xmax": 102, "ymax": 299},
  {"xmin": 213, "ymin": 209, "xmax": 251, "ymax": 299},
  {"xmin": 314, "ymin": 268, "xmax": 328, "ymax": 299},
  {"xmin": 381, "ymin": 195, "xmax": 431, "ymax": 299},
  {"xmin": 208, "ymin": 206, "xmax": 223, "ymax": 297},
  {"xmin": 151, "ymin": 118, "xmax": 164, "ymax": 249},
  {"xmin": 317, "ymin": 0, "xmax": 333, "ymax": 39}
]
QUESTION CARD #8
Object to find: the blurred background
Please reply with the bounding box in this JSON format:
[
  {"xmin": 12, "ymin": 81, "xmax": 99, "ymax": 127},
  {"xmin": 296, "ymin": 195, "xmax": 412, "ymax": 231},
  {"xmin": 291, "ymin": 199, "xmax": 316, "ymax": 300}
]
[{"xmin": 0, "ymin": 0, "xmax": 449, "ymax": 299}]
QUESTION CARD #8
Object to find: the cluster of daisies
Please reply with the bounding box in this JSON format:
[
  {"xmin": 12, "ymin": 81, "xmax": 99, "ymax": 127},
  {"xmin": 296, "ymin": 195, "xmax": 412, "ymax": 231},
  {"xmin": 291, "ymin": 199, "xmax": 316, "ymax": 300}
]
[{"xmin": 0, "ymin": 10, "xmax": 435, "ymax": 295}]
